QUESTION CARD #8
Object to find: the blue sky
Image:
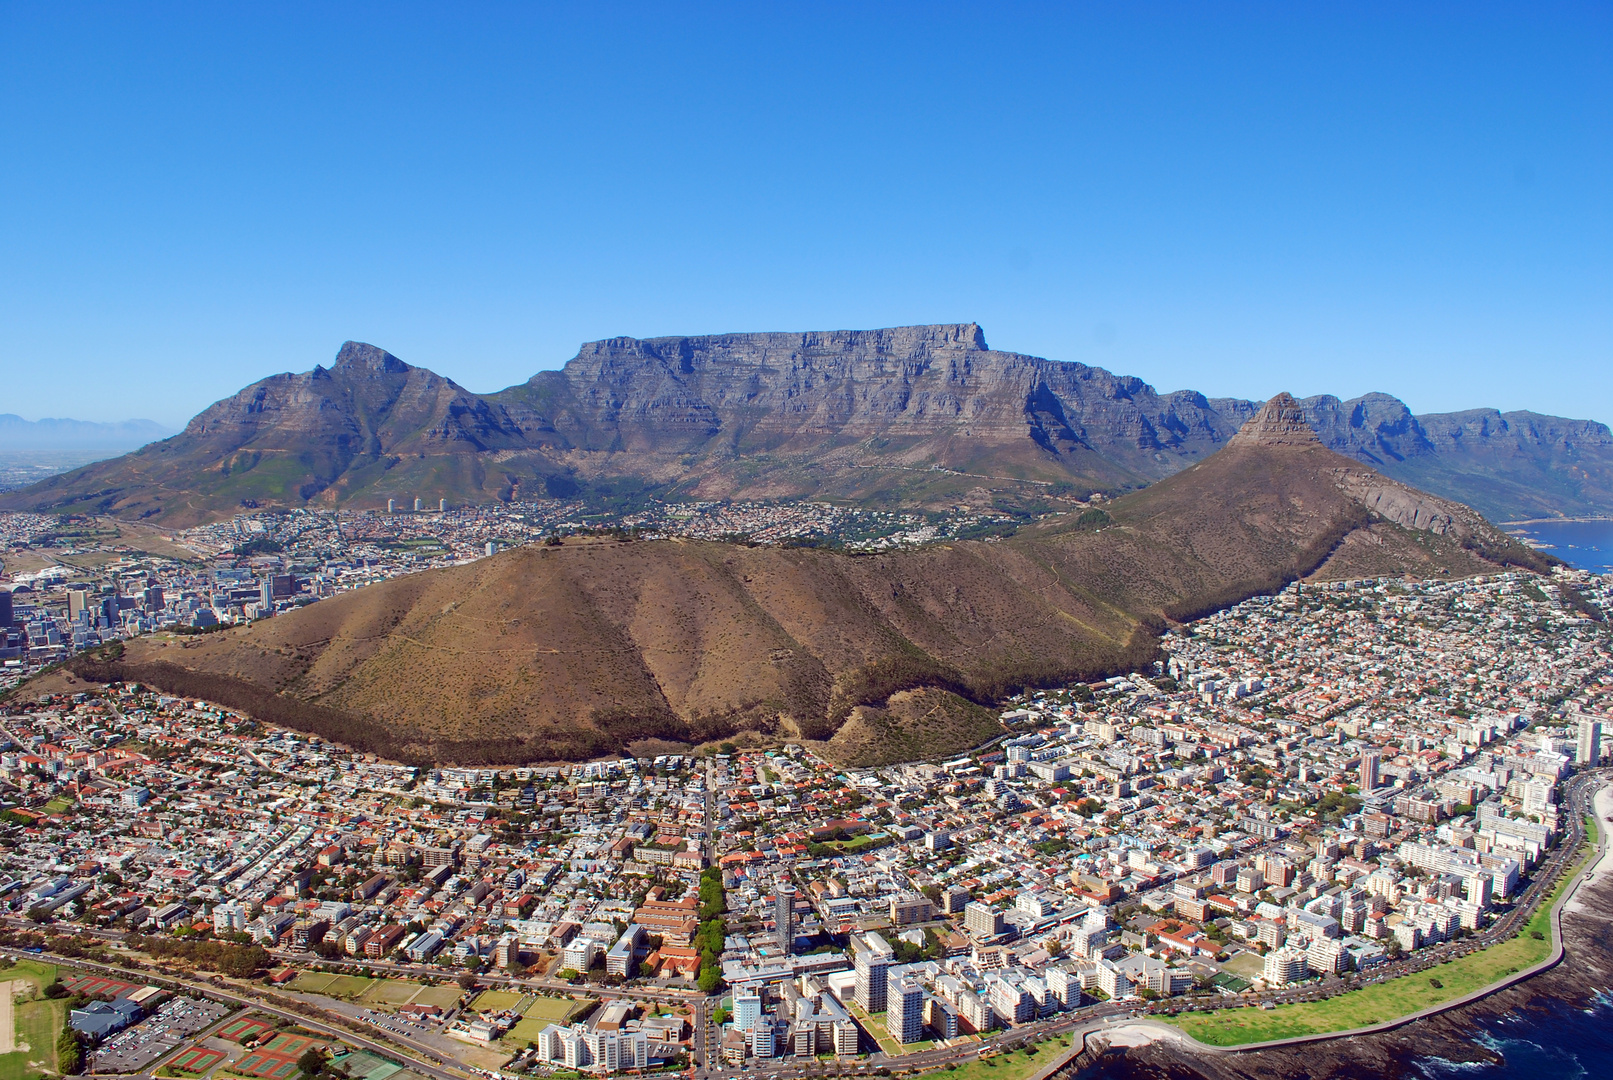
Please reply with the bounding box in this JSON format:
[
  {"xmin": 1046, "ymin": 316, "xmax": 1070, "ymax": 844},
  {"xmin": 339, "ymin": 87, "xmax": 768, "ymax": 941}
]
[{"xmin": 1, "ymin": 2, "xmax": 1608, "ymax": 428}]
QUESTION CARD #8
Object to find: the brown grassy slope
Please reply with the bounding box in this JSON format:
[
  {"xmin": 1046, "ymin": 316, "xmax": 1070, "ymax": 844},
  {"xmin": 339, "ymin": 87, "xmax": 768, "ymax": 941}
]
[
  {"xmin": 56, "ymin": 433, "xmax": 1543, "ymax": 765},
  {"xmin": 96, "ymin": 533, "xmax": 1146, "ymax": 763},
  {"xmin": 821, "ymin": 688, "xmax": 1004, "ymax": 768}
]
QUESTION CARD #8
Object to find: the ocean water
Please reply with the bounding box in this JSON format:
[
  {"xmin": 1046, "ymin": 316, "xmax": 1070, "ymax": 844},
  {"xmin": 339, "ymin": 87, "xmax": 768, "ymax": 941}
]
[
  {"xmin": 1413, "ymin": 992, "xmax": 1613, "ymax": 1080},
  {"xmin": 1068, "ymin": 991, "xmax": 1613, "ymax": 1080},
  {"xmin": 1506, "ymin": 520, "xmax": 1613, "ymax": 574}
]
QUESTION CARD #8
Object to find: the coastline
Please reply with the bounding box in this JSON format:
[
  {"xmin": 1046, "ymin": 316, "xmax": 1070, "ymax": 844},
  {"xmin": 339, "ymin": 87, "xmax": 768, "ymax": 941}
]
[
  {"xmin": 1502, "ymin": 515, "xmax": 1613, "ymax": 525},
  {"xmin": 1056, "ymin": 777, "xmax": 1613, "ymax": 1079}
]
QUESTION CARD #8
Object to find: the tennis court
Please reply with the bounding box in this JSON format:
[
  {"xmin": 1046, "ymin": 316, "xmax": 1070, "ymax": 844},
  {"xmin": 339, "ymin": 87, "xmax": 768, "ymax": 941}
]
[
  {"xmin": 168, "ymin": 1046, "xmax": 227, "ymax": 1074},
  {"xmin": 235, "ymin": 1033, "xmax": 321, "ymax": 1080},
  {"xmin": 329, "ymin": 1050, "xmax": 403, "ymax": 1080},
  {"xmin": 62, "ymin": 974, "xmax": 139, "ymax": 998},
  {"xmin": 218, "ymin": 1015, "xmax": 278, "ymax": 1044}
]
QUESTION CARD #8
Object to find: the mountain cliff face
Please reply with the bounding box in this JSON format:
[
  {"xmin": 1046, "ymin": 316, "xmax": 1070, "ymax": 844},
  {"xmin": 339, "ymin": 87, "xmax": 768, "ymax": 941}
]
[
  {"xmin": 4, "ymin": 326, "xmax": 1609, "ymax": 524},
  {"xmin": 1267, "ymin": 392, "xmax": 1613, "ymax": 520},
  {"xmin": 52, "ymin": 397, "xmax": 1542, "ymax": 766},
  {"xmin": 490, "ymin": 323, "xmax": 1243, "ymax": 503}
]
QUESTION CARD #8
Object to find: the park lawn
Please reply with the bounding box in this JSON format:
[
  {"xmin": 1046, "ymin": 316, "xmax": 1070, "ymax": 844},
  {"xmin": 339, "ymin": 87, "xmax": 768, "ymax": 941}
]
[
  {"xmin": 520, "ymin": 996, "xmax": 582, "ymax": 1022},
  {"xmin": 0, "ymin": 998, "xmax": 66, "ymax": 1080},
  {"xmin": 866, "ymin": 1018, "xmax": 902, "ymax": 1058},
  {"xmin": 851, "ymin": 1004, "xmax": 941, "ymax": 1057},
  {"xmin": 1166, "ymin": 829, "xmax": 1595, "ymax": 1048},
  {"xmin": 290, "ymin": 971, "xmax": 340, "ymax": 994},
  {"xmin": 470, "ymin": 990, "xmax": 524, "ymax": 1013},
  {"xmin": 825, "ymin": 834, "xmax": 889, "ymax": 855},
  {"xmin": 921, "ymin": 1036, "xmax": 1072, "ymax": 1080}
]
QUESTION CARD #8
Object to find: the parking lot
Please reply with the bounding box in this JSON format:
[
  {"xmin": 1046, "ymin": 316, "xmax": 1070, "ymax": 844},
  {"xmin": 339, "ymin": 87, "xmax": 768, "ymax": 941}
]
[
  {"xmin": 87, "ymin": 996, "xmax": 235, "ymax": 1074},
  {"xmin": 358, "ymin": 1008, "xmax": 437, "ymax": 1041}
]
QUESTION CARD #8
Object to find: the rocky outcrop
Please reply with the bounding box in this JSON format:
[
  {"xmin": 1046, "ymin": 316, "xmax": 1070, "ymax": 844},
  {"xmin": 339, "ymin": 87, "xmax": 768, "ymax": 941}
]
[
  {"xmin": 1227, "ymin": 392, "xmax": 1322, "ymax": 447},
  {"xmin": 1337, "ymin": 476, "xmax": 1462, "ymax": 535}
]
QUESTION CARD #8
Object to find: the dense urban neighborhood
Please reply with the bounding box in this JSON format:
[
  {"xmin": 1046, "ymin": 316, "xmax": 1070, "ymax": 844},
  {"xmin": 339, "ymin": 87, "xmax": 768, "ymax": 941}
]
[{"xmin": 0, "ymin": 508, "xmax": 1606, "ymax": 1077}]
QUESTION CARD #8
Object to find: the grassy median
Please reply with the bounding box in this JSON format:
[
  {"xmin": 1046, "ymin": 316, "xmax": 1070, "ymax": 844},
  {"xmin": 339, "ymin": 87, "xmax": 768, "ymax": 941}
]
[
  {"xmin": 922, "ymin": 1034, "xmax": 1072, "ymax": 1080},
  {"xmin": 1162, "ymin": 819, "xmax": 1597, "ymax": 1047}
]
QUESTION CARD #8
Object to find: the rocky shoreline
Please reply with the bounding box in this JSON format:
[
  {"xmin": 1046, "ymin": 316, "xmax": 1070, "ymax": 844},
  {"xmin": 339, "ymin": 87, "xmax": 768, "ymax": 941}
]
[{"xmin": 1062, "ymin": 851, "xmax": 1613, "ymax": 1079}]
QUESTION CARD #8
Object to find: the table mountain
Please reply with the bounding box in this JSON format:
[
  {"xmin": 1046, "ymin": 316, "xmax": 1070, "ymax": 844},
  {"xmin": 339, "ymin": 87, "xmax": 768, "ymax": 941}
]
[{"xmin": 4, "ymin": 326, "xmax": 1608, "ymax": 524}]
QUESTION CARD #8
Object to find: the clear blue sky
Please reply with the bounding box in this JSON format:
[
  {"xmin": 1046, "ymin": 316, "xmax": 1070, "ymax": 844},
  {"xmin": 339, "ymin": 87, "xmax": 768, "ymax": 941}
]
[{"xmin": 1, "ymin": 2, "xmax": 1608, "ymax": 429}]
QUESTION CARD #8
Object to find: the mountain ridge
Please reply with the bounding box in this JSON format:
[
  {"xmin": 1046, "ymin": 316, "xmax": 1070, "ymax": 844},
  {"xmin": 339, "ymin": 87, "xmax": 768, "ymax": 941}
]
[
  {"xmin": 45, "ymin": 397, "xmax": 1547, "ymax": 766},
  {"xmin": 3, "ymin": 326, "xmax": 1609, "ymax": 524}
]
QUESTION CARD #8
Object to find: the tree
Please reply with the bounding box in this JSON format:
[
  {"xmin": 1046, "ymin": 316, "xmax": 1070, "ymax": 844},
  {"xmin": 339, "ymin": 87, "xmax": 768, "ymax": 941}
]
[
  {"xmin": 57, "ymin": 1029, "xmax": 83, "ymax": 1074},
  {"xmin": 298, "ymin": 1047, "xmax": 326, "ymax": 1077}
]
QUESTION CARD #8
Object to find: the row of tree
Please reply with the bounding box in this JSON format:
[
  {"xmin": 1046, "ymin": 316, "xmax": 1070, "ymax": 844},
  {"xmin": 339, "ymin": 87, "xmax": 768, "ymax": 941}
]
[
  {"xmin": 695, "ymin": 867, "xmax": 726, "ymax": 994},
  {"xmin": 126, "ymin": 933, "xmax": 272, "ymax": 978}
]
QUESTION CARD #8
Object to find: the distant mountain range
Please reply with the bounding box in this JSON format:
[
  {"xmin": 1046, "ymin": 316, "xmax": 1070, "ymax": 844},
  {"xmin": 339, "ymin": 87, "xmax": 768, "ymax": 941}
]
[
  {"xmin": 0, "ymin": 414, "xmax": 173, "ymax": 452},
  {"xmin": 3, "ymin": 326, "xmax": 1608, "ymax": 524},
  {"xmin": 55, "ymin": 395, "xmax": 1543, "ymax": 766}
]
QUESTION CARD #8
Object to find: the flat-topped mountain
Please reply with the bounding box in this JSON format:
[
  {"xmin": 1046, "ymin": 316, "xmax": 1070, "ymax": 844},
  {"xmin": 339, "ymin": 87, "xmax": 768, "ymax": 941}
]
[
  {"xmin": 57, "ymin": 397, "xmax": 1544, "ymax": 766},
  {"xmin": 4, "ymin": 326, "xmax": 1609, "ymax": 523}
]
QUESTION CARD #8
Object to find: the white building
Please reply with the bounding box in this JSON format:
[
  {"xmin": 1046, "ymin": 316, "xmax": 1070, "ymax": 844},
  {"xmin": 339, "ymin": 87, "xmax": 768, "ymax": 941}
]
[
  {"xmin": 1263, "ymin": 946, "xmax": 1310, "ymax": 986},
  {"xmin": 886, "ymin": 978, "xmax": 924, "ymax": 1044}
]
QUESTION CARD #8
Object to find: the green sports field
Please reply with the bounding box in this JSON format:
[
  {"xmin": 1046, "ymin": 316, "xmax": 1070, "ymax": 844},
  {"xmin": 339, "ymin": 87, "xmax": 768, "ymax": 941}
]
[
  {"xmin": 0, "ymin": 962, "xmax": 66, "ymax": 1080},
  {"xmin": 469, "ymin": 990, "xmax": 524, "ymax": 1013},
  {"xmin": 502, "ymin": 998, "xmax": 589, "ymax": 1046},
  {"xmin": 358, "ymin": 981, "xmax": 422, "ymax": 1006},
  {"xmin": 291, "ymin": 973, "xmax": 461, "ymax": 1010}
]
